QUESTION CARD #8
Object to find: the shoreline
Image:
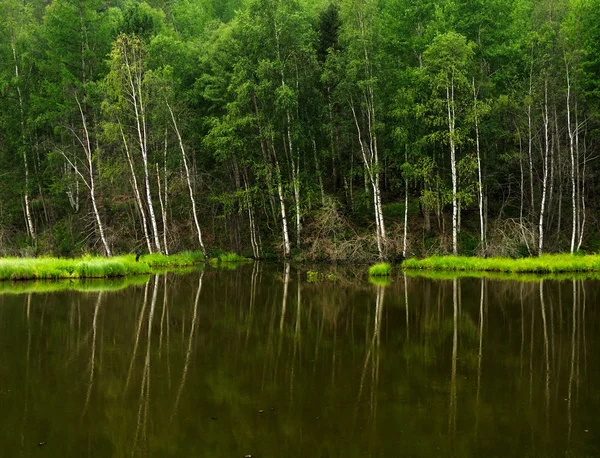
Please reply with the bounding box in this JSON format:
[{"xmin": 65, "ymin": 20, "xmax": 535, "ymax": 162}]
[
  {"xmin": 0, "ymin": 252, "xmax": 207, "ymax": 281},
  {"xmin": 401, "ymin": 254, "xmax": 600, "ymax": 274}
]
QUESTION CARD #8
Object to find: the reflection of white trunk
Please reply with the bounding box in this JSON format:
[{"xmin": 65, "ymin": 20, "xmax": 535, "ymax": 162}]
[
  {"xmin": 539, "ymin": 280, "xmax": 550, "ymax": 419},
  {"xmin": 126, "ymin": 280, "xmax": 149, "ymax": 390},
  {"xmin": 279, "ymin": 263, "xmax": 290, "ymax": 333},
  {"xmin": 166, "ymin": 101, "xmax": 207, "ymax": 256},
  {"xmin": 357, "ymin": 283, "xmax": 384, "ymax": 418},
  {"xmin": 404, "ymin": 273, "xmax": 409, "ymax": 340},
  {"xmin": 172, "ymin": 271, "xmax": 204, "ymax": 420},
  {"xmin": 82, "ymin": 292, "xmax": 102, "ymax": 416},
  {"xmin": 449, "ymin": 278, "xmax": 458, "ymax": 434},
  {"xmin": 475, "ymin": 278, "xmax": 484, "ymax": 432},
  {"xmin": 567, "ymin": 280, "xmax": 577, "ymax": 440}
]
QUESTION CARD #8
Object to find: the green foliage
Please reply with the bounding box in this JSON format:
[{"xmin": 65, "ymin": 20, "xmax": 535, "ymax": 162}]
[
  {"xmin": 369, "ymin": 262, "xmax": 391, "ymax": 276},
  {"xmin": 307, "ymin": 270, "xmax": 320, "ymax": 282}
]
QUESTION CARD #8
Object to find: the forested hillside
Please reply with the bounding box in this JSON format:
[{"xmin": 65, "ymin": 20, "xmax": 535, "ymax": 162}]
[{"xmin": 1, "ymin": 0, "xmax": 599, "ymax": 260}]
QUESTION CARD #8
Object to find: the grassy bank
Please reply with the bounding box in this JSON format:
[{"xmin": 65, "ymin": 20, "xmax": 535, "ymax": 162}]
[
  {"xmin": 402, "ymin": 254, "xmax": 600, "ymax": 274},
  {"xmin": 0, "ymin": 251, "xmax": 204, "ymax": 281}
]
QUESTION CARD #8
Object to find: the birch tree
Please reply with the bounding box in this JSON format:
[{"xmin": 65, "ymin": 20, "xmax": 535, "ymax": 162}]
[
  {"xmin": 106, "ymin": 34, "xmax": 163, "ymax": 253},
  {"xmin": 340, "ymin": 0, "xmax": 387, "ymax": 259},
  {"xmin": 423, "ymin": 32, "xmax": 474, "ymax": 255},
  {"xmin": 60, "ymin": 95, "xmax": 111, "ymax": 256}
]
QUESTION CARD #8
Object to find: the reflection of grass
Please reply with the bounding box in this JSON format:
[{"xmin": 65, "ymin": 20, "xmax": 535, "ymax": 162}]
[
  {"xmin": 403, "ymin": 268, "xmax": 600, "ymax": 282},
  {"xmin": 0, "ymin": 252, "xmax": 205, "ymax": 281},
  {"xmin": 208, "ymin": 252, "xmax": 252, "ymax": 268},
  {"xmin": 368, "ymin": 276, "xmax": 390, "ymax": 286},
  {"xmin": 140, "ymin": 251, "xmax": 204, "ymax": 267},
  {"xmin": 0, "ymin": 276, "xmax": 151, "ymax": 295},
  {"xmin": 403, "ymin": 254, "xmax": 600, "ymax": 274},
  {"xmin": 369, "ymin": 262, "xmax": 391, "ymax": 276}
]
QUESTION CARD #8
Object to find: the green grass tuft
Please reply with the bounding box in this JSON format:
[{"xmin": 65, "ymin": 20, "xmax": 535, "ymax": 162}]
[
  {"xmin": 402, "ymin": 254, "xmax": 600, "ymax": 274},
  {"xmin": 0, "ymin": 251, "xmax": 205, "ymax": 282},
  {"xmin": 369, "ymin": 262, "xmax": 391, "ymax": 276}
]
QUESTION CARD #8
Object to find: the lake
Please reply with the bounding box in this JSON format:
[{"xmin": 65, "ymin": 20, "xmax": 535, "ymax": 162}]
[{"xmin": 0, "ymin": 264, "xmax": 598, "ymax": 457}]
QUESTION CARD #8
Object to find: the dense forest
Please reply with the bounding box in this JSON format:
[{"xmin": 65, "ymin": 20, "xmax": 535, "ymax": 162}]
[{"xmin": 1, "ymin": 0, "xmax": 599, "ymax": 260}]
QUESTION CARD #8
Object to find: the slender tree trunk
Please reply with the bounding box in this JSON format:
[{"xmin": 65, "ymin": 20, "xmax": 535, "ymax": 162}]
[
  {"xmin": 576, "ymin": 126, "xmax": 586, "ymax": 251},
  {"xmin": 403, "ymin": 146, "xmax": 409, "ymax": 258},
  {"xmin": 313, "ymin": 139, "xmax": 325, "ymax": 206},
  {"xmin": 163, "ymin": 131, "xmax": 169, "ymax": 254},
  {"xmin": 350, "ymin": 100, "xmax": 386, "ymax": 259},
  {"xmin": 473, "ymin": 79, "xmax": 485, "ymax": 251},
  {"xmin": 539, "ymin": 81, "xmax": 550, "ymax": 255},
  {"xmin": 74, "ymin": 96, "xmax": 111, "ymax": 256},
  {"xmin": 528, "ymin": 48, "xmax": 536, "ymax": 231},
  {"xmin": 119, "ymin": 121, "xmax": 152, "ymax": 253},
  {"xmin": 447, "ymin": 79, "xmax": 458, "ymax": 255},
  {"xmin": 156, "ymin": 162, "xmax": 168, "ymax": 256},
  {"xmin": 166, "ymin": 100, "xmax": 207, "ymax": 257},
  {"xmin": 11, "ymin": 43, "xmax": 35, "ymax": 241},
  {"xmin": 272, "ymin": 142, "xmax": 291, "ymax": 259},
  {"xmin": 566, "ymin": 61, "xmax": 576, "ymax": 253},
  {"xmin": 123, "ymin": 42, "xmax": 162, "ymax": 253}
]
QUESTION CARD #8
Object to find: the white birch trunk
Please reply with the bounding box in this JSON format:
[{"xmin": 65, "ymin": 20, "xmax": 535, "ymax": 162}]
[
  {"xmin": 313, "ymin": 139, "xmax": 326, "ymax": 206},
  {"xmin": 566, "ymin": 61, "xmax": 577, "ymax": 253},
  {"xmin": 447, "ymin": 80, "xmax": 458, "ymax": 255},
  {"xmin": 577, "ymin": 129, "xmax": 586, "ymax": 251},
  {"xmin": 119, "ymin": 121, "xmax": 152, "ymax": 253},
  {"xmin": 76, "ymin": 97, "xmax": 110, "ymax": 256},
  {"xmin": 538, "ymin": 82, "xmax": 550, "ymax": 256},
  {"xmin": 528, "ymin": 49, "xmax": 535, "ymax": 229},
  {"xmin": 156, "ymin": 162, "xmax": 168, "ymax": 256},
  {"xmin": 123, "ymin": 42, "xmax": 162, "ymax": 253},
  {"xmin": 166, "ymin": 101, "xmax": 207, "ymax": 256},
  {"xmin": 272, "ymin": 145, "xmax": 291, "ymax": 259},
  {"xmin": 12, "ymin": 42, "xmax": 35, "ymax": 241},
  {"xmin": 350, "ymin": 101, "xmax": 385, "ymax": 258},
  {"xmin": 403, "ymin": 147, "xmax": 408, "ymax": 258},
  {"xmin": 473, "ymin": 79, "xmax": 485, "ymax": 251},
  {"xmin": 63, "ymin": 96, "xmax": 111, "ymax": 256},
  {"xmin": 162, "ymin": 131, "xmax": 169, "ymax": 254}
]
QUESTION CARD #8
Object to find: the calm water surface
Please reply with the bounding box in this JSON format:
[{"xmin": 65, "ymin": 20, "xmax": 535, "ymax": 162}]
[{"xmin": 0, "ymin": 264, "xmax": 598, "ymax": 457}]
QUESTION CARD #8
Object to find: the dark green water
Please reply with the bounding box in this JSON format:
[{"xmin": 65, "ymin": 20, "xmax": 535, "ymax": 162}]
[{"xmin": 0, "ymin": 264, "xmax": 598, "ymax": 457}]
